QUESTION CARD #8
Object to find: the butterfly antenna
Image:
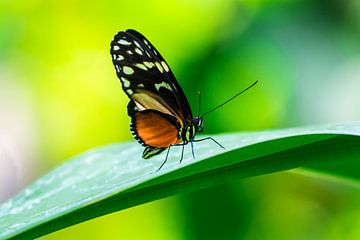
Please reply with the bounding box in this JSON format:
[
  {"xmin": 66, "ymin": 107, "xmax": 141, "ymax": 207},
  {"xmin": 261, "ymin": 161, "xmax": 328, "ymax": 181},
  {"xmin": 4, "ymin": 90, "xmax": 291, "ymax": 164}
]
[
  {"xmin": 201, "ymin": 80, "xmax": 258, "ymax": 118},
  {"xmin": 197, "ymin": 91, "xmax": 202, "ymax": 117}
]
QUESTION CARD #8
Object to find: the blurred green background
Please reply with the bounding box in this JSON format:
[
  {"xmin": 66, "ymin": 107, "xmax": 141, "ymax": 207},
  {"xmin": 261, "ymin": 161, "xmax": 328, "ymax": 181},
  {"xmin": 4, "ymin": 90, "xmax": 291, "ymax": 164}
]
[{"xmin": 1, "ymin": 0, "xmax": 359, "ymax": 239}]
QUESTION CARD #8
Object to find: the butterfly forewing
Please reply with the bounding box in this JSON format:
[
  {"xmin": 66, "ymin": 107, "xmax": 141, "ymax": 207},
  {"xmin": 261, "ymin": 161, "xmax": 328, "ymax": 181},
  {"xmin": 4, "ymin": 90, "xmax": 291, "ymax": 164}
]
[
  {"xmin": 125, "ymin": 30, "xmax": 193, "ymax": 120},
  {"xmin": 110, "ymin": 30, "xmax": 192, "ymax": 121}
]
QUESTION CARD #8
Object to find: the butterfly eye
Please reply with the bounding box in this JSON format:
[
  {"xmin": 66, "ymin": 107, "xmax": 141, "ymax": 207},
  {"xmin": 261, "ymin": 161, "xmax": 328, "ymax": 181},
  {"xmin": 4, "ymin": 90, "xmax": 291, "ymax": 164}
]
[{"xmin": 198, "ymin": 126, "xmax": 204, "ymax": 133}]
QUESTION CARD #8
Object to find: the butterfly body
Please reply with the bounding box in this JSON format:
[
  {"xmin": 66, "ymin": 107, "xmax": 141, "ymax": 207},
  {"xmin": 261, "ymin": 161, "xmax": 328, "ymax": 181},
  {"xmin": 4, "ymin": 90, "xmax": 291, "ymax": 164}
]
[{"xmin": 110, "ymin": 29, "xmax": 204, "ymax": 162}]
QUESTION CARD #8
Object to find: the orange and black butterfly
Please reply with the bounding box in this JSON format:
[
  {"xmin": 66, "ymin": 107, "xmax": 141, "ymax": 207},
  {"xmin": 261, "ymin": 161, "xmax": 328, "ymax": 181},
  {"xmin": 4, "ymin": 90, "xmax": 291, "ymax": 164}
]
[{"xmin": 110, "ymin": 29, "xmax": 257, "ymax": 170}]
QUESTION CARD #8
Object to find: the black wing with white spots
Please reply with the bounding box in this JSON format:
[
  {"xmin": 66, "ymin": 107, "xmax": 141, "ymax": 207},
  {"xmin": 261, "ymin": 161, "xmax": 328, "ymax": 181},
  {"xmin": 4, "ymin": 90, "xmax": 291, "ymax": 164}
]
[{"xmin": 110, "ymin": 29, "xmax": 193, "ymax": 121}]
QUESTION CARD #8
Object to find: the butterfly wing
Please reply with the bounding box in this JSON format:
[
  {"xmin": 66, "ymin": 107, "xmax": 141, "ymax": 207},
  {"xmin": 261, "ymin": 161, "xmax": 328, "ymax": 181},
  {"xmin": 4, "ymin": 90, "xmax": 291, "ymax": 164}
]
[
  {"xmin": 124, "ymin": 30, "xmax": 192, "ymax": 119},
  {"xmin": 110, "ymin": 29, "xmax": 193, "ymax": 121},
  {"xmin": 110, "ymin": 29, "xmax": 192, "ymax": 153}
]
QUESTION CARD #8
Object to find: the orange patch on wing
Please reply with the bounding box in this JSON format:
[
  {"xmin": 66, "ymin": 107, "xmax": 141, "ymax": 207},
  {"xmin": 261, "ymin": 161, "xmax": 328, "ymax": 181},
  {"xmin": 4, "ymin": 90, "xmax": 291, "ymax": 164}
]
[{"xmin": 134, "ymin": 111, "xmax": 182, "ymax": 148}]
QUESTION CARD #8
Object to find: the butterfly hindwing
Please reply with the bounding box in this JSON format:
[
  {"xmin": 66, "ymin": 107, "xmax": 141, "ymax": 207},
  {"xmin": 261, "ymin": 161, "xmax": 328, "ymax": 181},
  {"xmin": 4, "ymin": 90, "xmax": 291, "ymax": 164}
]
[{"xmin": 131, "ymin": 109, "xmax": 181, "ymax": 149}]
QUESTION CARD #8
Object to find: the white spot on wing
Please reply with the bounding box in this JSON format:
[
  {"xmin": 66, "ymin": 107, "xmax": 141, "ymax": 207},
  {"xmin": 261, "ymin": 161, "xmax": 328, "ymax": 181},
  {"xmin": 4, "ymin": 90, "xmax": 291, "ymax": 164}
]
[
  {"xmin": 155, "ymin": 62, "xmax": 164, "ymax": 73},
  {"xmin": 113, "ymin": 45, "xmax": 120, "ymax": 51},
  {"xmin": 126, "ymin": 89, "xmax": 133, "ymax": 95},
  {"xmin": 123, "ymin": 66, "xmax": 134, "ymax": 75},
  {"xmin": 121, "ymin": 77, "xmax": 131, "ymax": 87},
  {"xmin": 127, "ymin": 50, "xmax": 133, "ymax": 55},
  {"xmin": 143, "ymin": 61, "xmax": 154, "ymax": 68},
  {"xmin": 118, "ymin": 39, "xmax": 131, "ymax": 45},
  {"xmin": 135, "ymin": 48, "xmax": 143, "ymax": 55},
  {"xmin": 138, "ymin": 83, "xmax": 144, "ymax": 87},
  {"xmin": 115, "ymin": 65, "xmax": 121, "ymax": 72},
  {"xmin": 161, "ymin": 61, "xmax": 169, "ymax": 72},
  {"xmin": 155, "ymin": 81, "xmax": 172, "ymax": 91},
  {"xmin": 134, "ymin": 40, "xmax": 142, "ymax": 49},
  {"xmin": 116, "ymin": 55, "xmax": 124, "ymax": 61},
  {"xmin": 134, "ymin": 63, "xmax": 147, "ymax": 71}
]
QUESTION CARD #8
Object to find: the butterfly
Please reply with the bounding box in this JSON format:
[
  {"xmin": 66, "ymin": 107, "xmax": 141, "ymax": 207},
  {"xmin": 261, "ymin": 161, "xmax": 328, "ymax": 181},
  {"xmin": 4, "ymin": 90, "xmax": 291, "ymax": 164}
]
[{"xmin": 110, "ymin": 29, "xmax": 257, "ymax": 170}]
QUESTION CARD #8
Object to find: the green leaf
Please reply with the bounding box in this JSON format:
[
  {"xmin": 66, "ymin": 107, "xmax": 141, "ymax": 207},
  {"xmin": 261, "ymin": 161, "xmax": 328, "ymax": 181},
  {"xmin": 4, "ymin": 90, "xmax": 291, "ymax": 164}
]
[{"xmin": 0, "ymin": 123, "xmax": 359, "ymax": 239}]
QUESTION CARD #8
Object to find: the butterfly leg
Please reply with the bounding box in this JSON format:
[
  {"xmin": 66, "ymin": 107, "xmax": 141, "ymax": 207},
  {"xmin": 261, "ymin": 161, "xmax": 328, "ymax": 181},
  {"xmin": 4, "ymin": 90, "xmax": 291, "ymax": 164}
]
[
  {"xmin": 180, "ymin": 144, "xmax": 185, "ymax": 163},
  {"xmin": 156, "ymin": 146, "xmax": 172, "ymax": 172},
  {"xmin": 190, "ymin": 141, "xmax": 195, "ymax": 159},
  {"xmin": 193, "ymin": 137, "xmax": 225, "ymax": 149},
  {"xmin": 156, "ymin": 143, "xmax": 191, "ymax": 171}
]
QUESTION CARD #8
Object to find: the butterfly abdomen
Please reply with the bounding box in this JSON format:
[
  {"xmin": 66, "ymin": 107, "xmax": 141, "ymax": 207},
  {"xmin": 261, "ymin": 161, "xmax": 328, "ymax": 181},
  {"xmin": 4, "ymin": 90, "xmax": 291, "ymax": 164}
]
[{"xmin": 142, "ymin": 147, "xmax": 165, "ymax": 159}]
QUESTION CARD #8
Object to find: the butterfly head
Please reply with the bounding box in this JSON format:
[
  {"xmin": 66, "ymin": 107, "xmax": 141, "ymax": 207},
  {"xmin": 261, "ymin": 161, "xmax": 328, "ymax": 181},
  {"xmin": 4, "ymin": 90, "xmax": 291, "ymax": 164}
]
[{"xmin": 192, "ymin": 117, "xmax": 204, "ymax": 134}]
